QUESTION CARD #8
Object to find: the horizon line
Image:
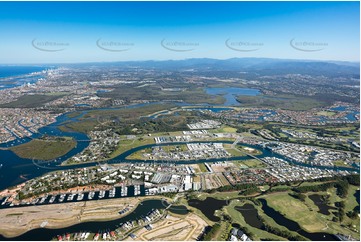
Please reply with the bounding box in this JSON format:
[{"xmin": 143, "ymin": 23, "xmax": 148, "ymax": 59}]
[{"xmin": 0, "ymin": 57, "xmax": 360, "ymax": 66}]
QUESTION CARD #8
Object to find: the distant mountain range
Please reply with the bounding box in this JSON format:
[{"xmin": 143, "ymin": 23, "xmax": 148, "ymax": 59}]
[{"xmin": 68, "ymin": 58, "xmax": 359, "ymax": 77}]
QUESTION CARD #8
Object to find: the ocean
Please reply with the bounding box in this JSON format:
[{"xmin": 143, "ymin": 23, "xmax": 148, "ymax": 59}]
[
  {"xmin": 0, "ymin": 66, "xmax": 46, "ymax": 78},
  {"xmin": 0, "ymin": 66, "xmax": 48, "ymax": 90}
]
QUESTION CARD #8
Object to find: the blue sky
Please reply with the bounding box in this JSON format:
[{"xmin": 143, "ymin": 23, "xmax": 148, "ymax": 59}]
[{"xmin": 0, "ymin": 1, "xmax": 359, "ymax": 63}]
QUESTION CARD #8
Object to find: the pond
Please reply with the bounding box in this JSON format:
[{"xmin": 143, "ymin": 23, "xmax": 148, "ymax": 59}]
[
  {"xmin": 168, "ymin": 205, "xmax": 189, "ymax": 215},
  {"xmin": 188, "ymin": 197, "xmax": 227, "ymax": 222},
  {"xmin": 308, "ymin": 194, "xmax": 336, "ymax": 215},
  {"xmin": 235, "ymin": 203, "xmax": 263, "ymax": 229}
]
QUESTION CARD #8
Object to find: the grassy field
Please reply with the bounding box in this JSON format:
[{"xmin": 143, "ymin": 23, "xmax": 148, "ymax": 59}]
[
  {"xmin": 238, "ymin": 145, "xmax": 263, "ymax": 155},
  {"xmin": 324, "ymin": 124, "xmax": 359, "ymax": 133},
  {"xmin": 210, "ymin": 125, "xmax": 237, "ymax": 133},
  {"xmin": 232, "ymin": 159, "xmax": 266, "ymax": 168},
  {"xmin": 224, "ymin": 200, "xmax": 288, "ymax": 241},
  {"xmin": 241, "ymin": 123, "xmax": 264, "ymax": 130},
  {"xmin": 180, "ymin": 179, "xmax": 360, "ymax": 240},
  {"xmin": 160, "ymin": 115, "xmax": 187, "ymax": 128},
  {"xmin": 0, "ymin": 94, "xmax": 64, "ymax": 108},
  {"xmin": 310, "ymin": 186, "xmax": 360, "ymax": 236},
  {"xmin": 83, "ymin": 103, "xmax": 176, "ymax": 121},
  {"xmin": 211, "ymin": 137, "xmax": 236, "ymax": 143},
  {"xmin": 333, "ymin": 160, "xmax": 352, "ymax": 168},
  {"xmin": 197, "ymin": 191, "xmax": 241, "ymax": 201},
  {"xmin": 110, "ymin": 136, "xmax": 155, "ymax": 159},
  {"xmin": 183, "ymin": 181, "xmax": 359, "ymax": 240},
  {"xmin": 99, "ymin": 86, "xmax": 225, "ymax": 105},
  {"xmin": 66, "ymin": 111, "xmax": 82, "ymax": 119},
  {"xmin": 60, "ymin": 104, "xmax": 197, "ymax": 135},
  {"xmin": 223, "ymin": 144, "xmax": 246, "ymax": 157},
  {"xmin": 261, "ymin": 188, "xmax": 360, "ymax": 239},
  {"xmin": 58, "ymin": 119, "xmax": 98, "ymax": 134},
  {"xmin": 10, "ymin": 137, "xmax": 76, "ymax": 160},
  {"xmin": 343, "ymin": 186, "xmax": 359, "ymax": 212},
  {"xmin": 198, "ymin": 163, "xmax": 209, "ymax": 173},
  {"xmin": 127, "ymin": 147, "xmax": 153, "ymax": 160},
  {"xmin": 264, "ymin": 192, "xmax": 327, "ymax": 232},
  {"xmin": 161, "ymin": 144, "xmax": 188, "ymax": 152}
]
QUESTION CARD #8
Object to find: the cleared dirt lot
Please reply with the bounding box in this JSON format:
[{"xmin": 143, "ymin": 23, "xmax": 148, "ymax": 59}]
[
  {"xmin": 0, "ymin": 196, "xmax": 147, "ymax": 238},
  {"xmin": 127, "ymin": 213, "xmax": 208, "ymax": 241}
]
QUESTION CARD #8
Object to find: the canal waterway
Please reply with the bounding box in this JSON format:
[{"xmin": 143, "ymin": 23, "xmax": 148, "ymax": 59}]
[
  {"xmin": 0, "ymin": 89, "xmax": 359, "ymax": 191},
  {"xmin": 0, "ymin": 137, "xmax": 358, "ymax": 191},
  {"xmin": 0, "ymin": 199, "xmax": 170, "ymax": 241}
]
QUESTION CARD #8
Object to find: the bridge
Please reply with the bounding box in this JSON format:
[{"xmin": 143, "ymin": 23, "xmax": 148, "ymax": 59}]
[
  {"xmin": 246, "ymin": 153, "xmax": 265, "ymax": 163},
  {"xmin": 231, "ymin": 136, "xmax": 265, "ymax": 164},
  {"xmin": 164, "ymin": 194, "xmax": 181, "ymax": 210},
  {"xmin": 231, "ymin": 137, "xmax": 242, "ymax": 149}
]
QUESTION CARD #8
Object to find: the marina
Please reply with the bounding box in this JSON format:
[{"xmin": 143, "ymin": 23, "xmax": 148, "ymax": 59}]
[
  {"xmin": 109, "ymin": 187, "xmax": 116, "ymax": 198},
  {"xmin": 76, "ymin": 193, "xmax": 84, "ymax": 201},
  {"xmin": 0, "ymin": 185, "xmax": 145, "ymax": 209},
  {"xmin": 49, "ymin": 195, "xmax": 56, "ymax": 204},
  {"xmin": 134, "ymin": 184, "xmax": 141, "ymax": 196}
]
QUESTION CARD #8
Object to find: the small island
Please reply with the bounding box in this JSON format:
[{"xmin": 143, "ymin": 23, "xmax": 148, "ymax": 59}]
[{"xmin": 10, "ymin": 136, "xmax": 77, "ymax": 161}]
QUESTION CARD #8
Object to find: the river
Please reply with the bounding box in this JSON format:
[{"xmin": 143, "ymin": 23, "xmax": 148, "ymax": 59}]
[
  {"xmin": 0, "ymin": 87, "xmax": 359, "ymax": 191},
  {"xmin": 205, "ymin": 87, "xmax": 260, "ymax": 106},
  {"xmin": 0, "ymin": 130, "xmax": 358, "ymax": 191}
]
